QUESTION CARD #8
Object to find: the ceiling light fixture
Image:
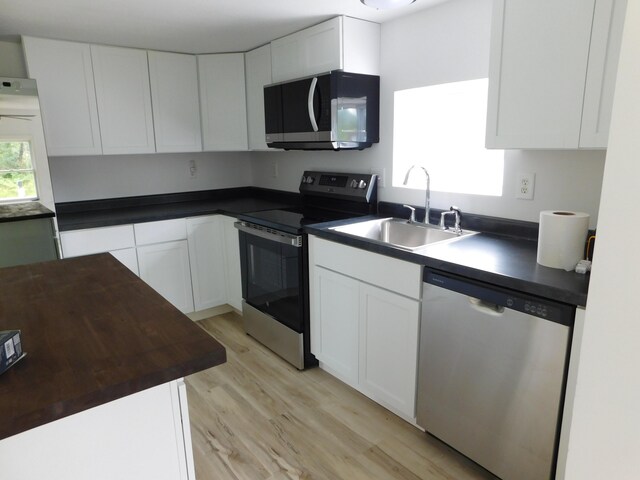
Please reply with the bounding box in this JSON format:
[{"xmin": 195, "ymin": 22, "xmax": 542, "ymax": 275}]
[{"xmin": 360, "ymin": 0, "xmax": 416, "ymax": 10}]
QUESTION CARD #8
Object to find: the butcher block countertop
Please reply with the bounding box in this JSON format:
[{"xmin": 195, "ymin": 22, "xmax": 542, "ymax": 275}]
[{"xmin": 0, "ymin": 254, "xmax": 226, "ymax": 441}]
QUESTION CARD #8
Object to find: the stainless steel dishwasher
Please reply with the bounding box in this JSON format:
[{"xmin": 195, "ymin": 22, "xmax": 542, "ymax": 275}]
[{"xmin": 417, "ymin": 269, "xmax": 574, "ymax": 480}]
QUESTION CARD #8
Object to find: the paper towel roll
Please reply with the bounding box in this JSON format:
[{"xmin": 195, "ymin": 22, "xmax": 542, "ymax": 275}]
[{"xmin": 537, "ymin": 211, "xmax": 590, "ymax": 271}]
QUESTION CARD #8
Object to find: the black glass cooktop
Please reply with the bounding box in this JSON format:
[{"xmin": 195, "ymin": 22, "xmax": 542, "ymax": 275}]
[
  {"xmin": 239, "ymin": 207, "xmax": 361, "ymax": 235},
  {"xmin": 244, "ymin": 209, "xmax": 305, "ymax": 230}
]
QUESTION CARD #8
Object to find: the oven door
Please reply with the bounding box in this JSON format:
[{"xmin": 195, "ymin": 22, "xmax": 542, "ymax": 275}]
[{"xmin": 236, "ymin": 223, "xmax": 303, "ymax": 333}]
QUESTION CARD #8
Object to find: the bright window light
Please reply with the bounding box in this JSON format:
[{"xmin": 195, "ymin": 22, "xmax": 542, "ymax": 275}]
[
  {"xmin": 393, "ymin": 78, "xmax": 504, "ymax": 196},
  {"xmin": 0, "ymin": 139, "xmax": 38, "ymax": 202}
]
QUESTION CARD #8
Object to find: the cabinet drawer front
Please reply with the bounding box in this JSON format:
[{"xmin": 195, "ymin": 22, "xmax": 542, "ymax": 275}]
[
  {"xmin": 60, "ymin": 225, "xmax": 135, "ymax": 257},
  {"xmin": 310, "ymin": 236, "xmax": 421, "ymax": 299},
  {"xmin": 135, "ymin": 218, "xmax": 187, "ymax": 245}
]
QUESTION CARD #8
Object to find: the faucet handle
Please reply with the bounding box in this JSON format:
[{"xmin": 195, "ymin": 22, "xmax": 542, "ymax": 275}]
[
  {"xmin": 449, "ymin": 206, "xmax": 462, "ymax": 233},
  {"xmin": 402, "ymin": 205, "xmax": 416, "ymax": 223}
]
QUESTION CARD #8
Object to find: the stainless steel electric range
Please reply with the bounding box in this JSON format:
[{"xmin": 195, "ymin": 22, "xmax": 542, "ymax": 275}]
[{"xmin": 234, "ymin": 171, "xmax": 378, "ymax": 369}]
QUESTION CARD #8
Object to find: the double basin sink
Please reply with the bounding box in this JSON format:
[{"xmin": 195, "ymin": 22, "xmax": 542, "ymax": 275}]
[{"xmin": 330, "ymin": 217, "xmax": 477, "ymax": 252}]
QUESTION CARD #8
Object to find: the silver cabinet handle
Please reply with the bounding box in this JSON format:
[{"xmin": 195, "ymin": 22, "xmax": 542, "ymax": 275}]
[{"xmin": 307, "ymin": 77, "xmax": 319, "ymax": 132}]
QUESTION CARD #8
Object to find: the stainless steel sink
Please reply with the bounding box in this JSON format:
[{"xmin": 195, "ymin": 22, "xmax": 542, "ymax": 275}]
[{"xmin": 330, "ymin": 217, "xmax": 477, "ymax": 251}]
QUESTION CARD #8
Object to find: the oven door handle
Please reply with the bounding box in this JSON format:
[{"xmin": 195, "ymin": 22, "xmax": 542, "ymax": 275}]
[{"xmin": 234, "ymin": 221, "xmax": 302, "ymax": 248}]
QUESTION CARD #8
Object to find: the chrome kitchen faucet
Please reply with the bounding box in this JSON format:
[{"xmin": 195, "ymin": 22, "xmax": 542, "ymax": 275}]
[{"xmin": 403, "ymin": 165, "xmax": 431, "ymax": 225}]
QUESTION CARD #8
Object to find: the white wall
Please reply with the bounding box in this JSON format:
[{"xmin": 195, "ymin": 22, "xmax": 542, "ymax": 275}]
[
  {"xmin": 0, "ymin": 39, "xmax": 27, "ymax": 78},
  {"xmin": 563, "ymin": 2, "xmax": 640, "ymax": 478},
  {"xmin": 48, "ymin": 152, "xmax": 253, "ymax": 202},
  {"xmin": 250, "ymin": 0, "xmax": 606, "ymax": 227}
]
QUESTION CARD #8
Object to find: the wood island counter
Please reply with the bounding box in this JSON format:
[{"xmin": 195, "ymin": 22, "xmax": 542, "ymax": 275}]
[{"xmin": 0, "ymin": 253, "xmax": 226, "ymax": 479}]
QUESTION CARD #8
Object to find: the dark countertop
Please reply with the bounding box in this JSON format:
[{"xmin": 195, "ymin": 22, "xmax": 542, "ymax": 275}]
[
  {"xmin": 0, "ymin": 254, "xmax": 226, "ymax": 441},
  {"xmin": 0, "ymin": 201, "xmax": 55, "ymax": 224},
  {"xmin": 55, "ymin": 187, "xmax": 300, "ymax": 231},
  {"xmin": 305, "ymin": 217, "xmax": 589, "ymax": 307},
  {"xmin": 55, "ymin": 188, "xmax": 588, "ymax": 306}
]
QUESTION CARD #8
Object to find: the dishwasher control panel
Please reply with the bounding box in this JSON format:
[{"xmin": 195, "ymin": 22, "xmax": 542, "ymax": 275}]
[{"xmin": 424, "ymin": 270, "xmax": 574, "ymax": 326}]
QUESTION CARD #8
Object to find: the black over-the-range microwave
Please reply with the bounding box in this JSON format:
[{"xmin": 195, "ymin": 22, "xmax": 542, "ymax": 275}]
[{"xmin": 263, "ymin": 71, "xmax": 380, "ymax": 151}]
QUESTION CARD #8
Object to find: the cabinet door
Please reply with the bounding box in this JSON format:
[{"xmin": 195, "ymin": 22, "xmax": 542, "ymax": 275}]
[
  {"xmin": 359, "ymin": 283, "xmax": 420, "ymax": 419},
  {"xmin": 109, "ymin": 248, "xmax": 139, "ymax": 276},
  {"xmin": 245, "ymin": 44, "xmax": 272, "ymax": 151},
  {"xmin": 137, "ymin": 240, "xmax": 194, "ymax": 314},
  {"xmin": 186, "ymin": 216, "xmax": 227, "ymax": 311},
  {"xmin": 148, "ymin": 51, "xmax": 202, "ymax": 153},
  {"xmin": 22, "ymin": 37, "xmax": 102, "ymax": 156},
  {"xmin": 271, "ymin": 17, "xmax": 342, "ymax": 83},
  {"xmin": 486, "ymin": 0, "xmax": 595, "ymax": 149},
  {"xmin": 91, "ymin": 45, "xmax": 156, "ymax": 154},
  {"xmin": 198, "ymin": 54, "xmax": 248, "ymax": 151},
  {"xmin": 221, "ymin": 216, "xmax": 242, "ymax": 311},
  {"xmin": 311, "ymin": 266, "xmax": 359, "ymax": 386},
  {"xmin": 580, "ymin": 0, "xmax": 627, "ymax": 148}
]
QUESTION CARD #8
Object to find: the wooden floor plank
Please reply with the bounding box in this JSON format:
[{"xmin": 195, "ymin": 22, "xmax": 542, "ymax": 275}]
[{"xmin": 186, "ymin": 312, "xmax": 496, "ymax": 480}]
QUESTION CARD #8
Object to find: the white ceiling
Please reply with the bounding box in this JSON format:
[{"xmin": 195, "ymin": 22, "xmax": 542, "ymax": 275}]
[{"xmin": 0, "ymin": 0, "xmax": 448, "ymax": 54}]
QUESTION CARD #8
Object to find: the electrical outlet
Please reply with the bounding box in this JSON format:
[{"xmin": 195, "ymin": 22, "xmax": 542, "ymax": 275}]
[
  {"xmin": 188, "ymin": 159, "xmax": 197, "ymax": 178},
  {"xmin": 516, "ymin": 172, "xmax": 535, "ymax": 200},
  {"xmin": 272, "ymin": 160, "xmax": 278, "ymax": 178}
]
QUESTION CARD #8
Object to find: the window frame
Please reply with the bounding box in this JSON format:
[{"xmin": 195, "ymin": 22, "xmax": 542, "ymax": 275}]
[{"xmin": 0, "ymin": 134, "xmax": 40, "ymax": 203}]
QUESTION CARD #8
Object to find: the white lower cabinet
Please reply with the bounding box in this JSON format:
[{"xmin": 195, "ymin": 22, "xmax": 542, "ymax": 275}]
[
  {"xmin": 187, "ymin": 215, "xmax": 228, "ymax": 311},
  {"xmin": 220, "ymin": 216, "xmax": 243, "ymax": 311},
  {"xmin": 60, "ymin": 225, "xmax": 139, "ymax": 275},
  {"xmin": 186, "ymin": 215, "xmax": 243, "ymax": 312},
  {"xmin": 359, "ymin": 283, "xmax": 420, "ymax": 418},
  {"xmin": 309, "ymin": 236, "xmax": 421, "ymax": 421},
  {"xmin": 60, "ymin": 214, "xmax": 243, "ymax": 315},
  {"xmin": 109, "ymin": 247, "xmax": 139, "ymax": 275},
  {"xmin": 0, "ymin": 379, "xmax": 194, "ymax": 480},
  {"xmin": 137, "ymin": 240, "xmax": 194, "ymax": 314},
  {"xmin": 312, "ymin": 267, "xmax": 360, "ymax": 386}
]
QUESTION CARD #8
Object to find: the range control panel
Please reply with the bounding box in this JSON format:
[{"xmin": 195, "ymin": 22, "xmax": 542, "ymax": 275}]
[{"xmin": 299, "ymin": 171, "xmax": 377, "ymax": 202}]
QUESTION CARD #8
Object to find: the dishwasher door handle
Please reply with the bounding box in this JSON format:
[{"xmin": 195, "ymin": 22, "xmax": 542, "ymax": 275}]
[{"xmin": 468, "ymin": 297, "xmax": 505, "ymax": 316}]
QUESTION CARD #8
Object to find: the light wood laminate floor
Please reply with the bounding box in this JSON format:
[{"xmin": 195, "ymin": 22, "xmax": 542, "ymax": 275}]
[{"xmin": 186, "ymin": 312, "xmax": 496, "ymax": 480}]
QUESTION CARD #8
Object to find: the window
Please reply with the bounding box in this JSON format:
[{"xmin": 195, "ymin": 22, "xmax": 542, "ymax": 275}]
[
  {"xmin": 0, "ymin": 139, "xmax": 38, "ymax": 201},
  {"xmin": 393, "ymin": 78, "xmax": 504, "ymax": 196}
]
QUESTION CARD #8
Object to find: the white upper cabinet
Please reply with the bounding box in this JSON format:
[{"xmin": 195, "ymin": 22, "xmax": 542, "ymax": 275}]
[
  {"xmin": 148, "ymin": 51, "xmax": 202, "ymax": 153},
  {"xmin": 486, "ymin": 0, "xmax": 595, "ymax": 149},
  {"xmin": 270, "ymin": 16, "xmax": 380, "ymax": 83},
  {"xmin": 579, "ymin": 0, "xmax": 628, "ymax": 148},
  {"xmin": 198, "ymin": 53, "xmax": 249, "ymax": 151},
  {"xmin": 91, "ymin": 45, "xmax": 156, "ymax": 154},
  {"xmin": 486, "ymin": 0, "xmax": 627, "ymax": 149},
  {"xmin": 23, "ymin": 37, "xmax": 103, "ymax": 156},
  {"xmin": 245, "ymin": 44, "xmax": 272, "ymax": 151}
]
